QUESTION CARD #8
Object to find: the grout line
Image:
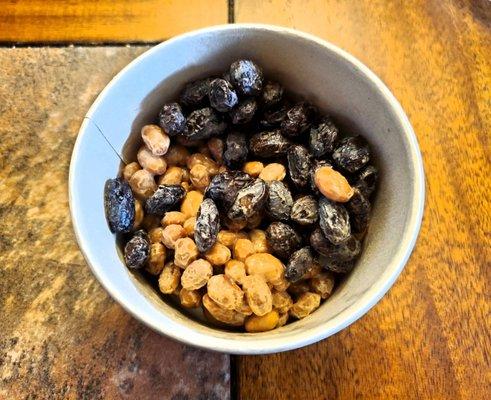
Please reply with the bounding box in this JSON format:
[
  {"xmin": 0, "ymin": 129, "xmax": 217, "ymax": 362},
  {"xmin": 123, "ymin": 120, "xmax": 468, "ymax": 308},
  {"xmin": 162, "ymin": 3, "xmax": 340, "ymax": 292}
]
[
  {"xmin": 228, "ymin": 0, "xmax": 235, "ymax": 23},
  {"xmin": 230, "ymin": 354, "xmax": 239, "ymax": 399}
]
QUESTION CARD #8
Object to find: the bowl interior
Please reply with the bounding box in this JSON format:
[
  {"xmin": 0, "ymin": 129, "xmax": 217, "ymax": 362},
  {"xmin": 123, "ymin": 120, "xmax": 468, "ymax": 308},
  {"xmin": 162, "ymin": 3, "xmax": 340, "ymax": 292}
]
[{"xmin": 70, "ymin": 25, "xmax": 423, "ymax": 353}]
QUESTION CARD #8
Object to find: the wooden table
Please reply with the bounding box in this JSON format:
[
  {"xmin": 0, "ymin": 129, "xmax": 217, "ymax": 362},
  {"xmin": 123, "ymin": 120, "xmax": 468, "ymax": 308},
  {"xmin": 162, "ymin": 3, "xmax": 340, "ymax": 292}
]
[{"xmin": 0, "ymin": 1, "xmax": 489, "ymax": 399}]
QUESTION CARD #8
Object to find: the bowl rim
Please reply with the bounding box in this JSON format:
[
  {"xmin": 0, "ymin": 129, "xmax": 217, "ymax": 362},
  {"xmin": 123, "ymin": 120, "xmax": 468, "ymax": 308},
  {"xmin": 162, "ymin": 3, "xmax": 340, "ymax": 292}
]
[{"xmin": 69, "ymin": 23, "xmax": 425, "ymax": 354}]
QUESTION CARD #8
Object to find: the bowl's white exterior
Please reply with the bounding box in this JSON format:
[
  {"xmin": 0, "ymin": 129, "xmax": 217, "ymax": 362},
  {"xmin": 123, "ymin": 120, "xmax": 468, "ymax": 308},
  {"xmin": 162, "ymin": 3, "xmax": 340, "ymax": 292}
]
[{"xmin": 69, "ymin": 24, "xmax": 424, "ymax": 354}]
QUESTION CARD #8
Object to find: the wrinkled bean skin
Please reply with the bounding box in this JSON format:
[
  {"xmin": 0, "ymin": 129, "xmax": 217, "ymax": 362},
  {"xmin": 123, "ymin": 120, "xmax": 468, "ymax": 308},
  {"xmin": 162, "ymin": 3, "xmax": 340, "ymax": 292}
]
[
  {"xmin": 241, "ymin": 275, "xmax": 273, "ymax": 316},
  {"xmin": 309, "ymin": 228, "xmax": 331, "ymax": 256},
  {"xmin": 259, "ymin": 102, "xmax": 290, "ymax": 128},
  {"xmin": 230, "ymin": 98, "xmax": 257, "ymax": 125},
  {"xmin": 310, "ymin": 228, "xmax": 361, "ymax": 262},
  {"xmin": 320, "ymin": 257, "xmax": 356, "ymax": 274},
  {"xmin": 281, "ymin": 102, "xmax": 316, "ymax": 138},
  {"xmin": 104, "ymin": 178, "xmax": 135, "ymax": 233},
  {"xmin": 346, "ymin": 188, "xmax": 371, "ymax": 215},
  {"xmin": 223, "ymin": 132, "xmax": 248, "ymax": 169},
  {"xmin": 309, "ymin": 116, "xmax": 338, "ymax": 158},
  {"xmin": 287, "ymin": 145, "xmax": 312, "ymax": 189},
  {"xmin": 145, "ymin": 185, "xmax": 185, "ymax": 215},
  {"xmin": 205, "ymin": 171, "xmax": 253, "ymax": 210},
  {"xmin": 229, "ymin": 60, "xmax": 263, "ymax": 96},
  {"xmin": 286, "ymin": 247, "xmax": 315, "ymax": 283},
  {"xmin": 184, "ymin": 107, "xmax": 227, "ymax": 140},
  {"xmin": 350, "ymin": 212, "xmax": 370, "ymax": 236},
  {"xmin": 354, "ymin": 165, "xmax": 378, "ymax": 198},
  {"xmin": 266, "ymin": 222, "xmax": 302, "ymax": 260},
  {"xmin": 124, "ymin": 230, "xmax": 150, "ymax": 269},
  {"xmin": 227, "ymin": 179, "xmax": 268, "ymax": 222},
  {"xmin": 332, "ymin": 136, "xmax": 370, "ymax": 173},
  {"xmin": 266, "ymin": 181, "xmax": 293, "ymax": 221},
  {"xmin": 158, "ymin": 102, "xmax": 186, "ymax": 136},
  {"xmin": 290, "ymin": 195, "xmax": 318, "ymax": 225},
  {"xmin": 261, "ymin": 81, "xmax": 283, "ymax": 109},
  {"xmin": 209, "ymin": 78, "xmax": 238, "ymax": 112},
  {"xmin": 250, "ymin": 130, "xmax": 291, "ymax": 158},
  {"xmin": 290, "ymin": 292, "xmax": 321, "ymax": 319},
  {"xmin": 179, "ymin": 78, "xmax": 212, "ymax": 108},
  {"xmin": 195, "ymin": 199, "xmax": 221, "ymax": 253},
  {"xmin": 202, "ymin": 294, "xmax": 246, "ymax": 326},
  {"xmin": 318, "ymin": 197, "xmax": 351, "ymax": 245}
]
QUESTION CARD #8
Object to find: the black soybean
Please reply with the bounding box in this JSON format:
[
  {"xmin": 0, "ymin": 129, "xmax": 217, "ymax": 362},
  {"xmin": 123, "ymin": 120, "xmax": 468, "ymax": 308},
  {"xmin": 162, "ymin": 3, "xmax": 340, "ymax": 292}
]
[
  {"xmin": 223, "ymin": 131, "xmax": 248, "ymax": 169},
  {"xmin": 104, "ymin": 178, "xmax": 135, "ymax": 234},
  {"xmin": 332, "ymin": 136, "xmax": 370, "ymax": 173},
  {"xmin": 290, "ymin": 195, "xmax": 318, "ymax": 225},
  {"xmin": 227, "ymin": 179, "xmax": 268, "ymax": 221},
  {"xmin": 310, "ymin": 228, "xmax": 360, "ymax": 262},
  {"xmin": 266, "ymin": 222, "xmax": 302, "ymax": 260},
  {"xmin": 354, "ymin": 165, "xmax": 378, "ymax": 198},
  {"xmin": 309, "ymin": 116, "xmax": 338, "ymax": 158},
  {"xmin": 287, "ymin": 145, "xmax": 312, "ymax": 189},
  {"xmin": 205, "ymin": 171, "xmax": 253, "ymax": 210},
  {"xmin": 346, "ymin": 188, "xmax": 371, "ymax": 216},
  {"xmin": 158, "ymin": 103, "xmax": 186, "ymax": 136},
  {"xmin": 281, "ymin": 102, "xmax": 316, "ymax": 138},
  {"xmin": 229, "ymin": 60, "xmax": 263, "ymax": 96},
  {"xmin": 286, "ymin": 247, "xmax": 315, "ymax": 283},
  {"xmin": 195, "ymin": 198, "xmax": 220, "ymax": 253},
  {"xmin": 179, "ymin": 78, "xmax": 212, "ymax": 108},
  {"xmin": 230, "ymin": 98, "xmax": 258, "ymax": 125},
  {"xmin": 261, "ymin": 81, "xmax": 284, "ymax": 109},
  {"xmin": 184, "ymin": 107, "xmax": 227, "ymax": 140},
  {"xmin": 209, "ymin": 78, "xmax": 238, "ymax": 112},
  {"xmin": 318, "ymin": 197, "xmax": 351, "ymax": 245},
  {"xmin": 145, "ymin": 185, "xmax": 185, "ymax": 215},
  {"xmin": 266, "ymin": 181, "xmax": 293, "ymax": 221},
  {"xmin": 124, "ymin": 230, "xmax": 150, "ymax": 269},
  {"xmin": 250, "ymin": 130, "xmax": 291, "ymax": 158},
  {"xmin": 319, "ymin": 256, "xmax": 356, "ymax": 274},
  {"xmin": 350, "ymin": 212, "xmax": 370, "ymax": 236},
  {"xmin": 259, "ymin": 102, "xmax": 290, "ymax": 128}
]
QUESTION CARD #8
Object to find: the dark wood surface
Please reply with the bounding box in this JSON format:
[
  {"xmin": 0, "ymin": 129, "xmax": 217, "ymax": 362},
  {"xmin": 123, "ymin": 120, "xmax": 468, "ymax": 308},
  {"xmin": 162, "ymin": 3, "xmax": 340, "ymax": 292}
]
[
  {"xmin": 0, "ymin": 47, "xmax": 230, "ymax": 400},
  {"xmin": 0, "ymin": 1, "xmax": 490, "ymax": 399}
]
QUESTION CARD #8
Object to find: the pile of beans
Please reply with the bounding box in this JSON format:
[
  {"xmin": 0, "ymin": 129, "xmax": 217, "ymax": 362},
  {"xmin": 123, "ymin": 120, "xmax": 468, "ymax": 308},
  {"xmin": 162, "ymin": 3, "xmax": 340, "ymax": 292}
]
[{"xmin": 104, "ymin": 60, "xmax": 378, "ymax": 332}]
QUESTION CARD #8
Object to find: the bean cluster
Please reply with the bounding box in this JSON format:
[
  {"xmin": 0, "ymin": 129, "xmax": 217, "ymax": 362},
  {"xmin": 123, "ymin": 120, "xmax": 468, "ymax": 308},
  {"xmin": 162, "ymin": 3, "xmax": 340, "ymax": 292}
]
[{"xmin": 104, "ymin": 60, "xmax": 378, "ymax": 332}]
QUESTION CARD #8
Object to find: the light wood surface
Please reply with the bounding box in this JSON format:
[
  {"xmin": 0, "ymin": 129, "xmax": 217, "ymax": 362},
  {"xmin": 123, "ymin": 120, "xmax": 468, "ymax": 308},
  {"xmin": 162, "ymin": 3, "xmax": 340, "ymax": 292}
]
[
  {"xmin": 235, "ymin": 1, "xmax": 491, "ymax": 399},
  {"xmin": 0, "ymin": 0, "xmax": 228, "ymax": 42}
]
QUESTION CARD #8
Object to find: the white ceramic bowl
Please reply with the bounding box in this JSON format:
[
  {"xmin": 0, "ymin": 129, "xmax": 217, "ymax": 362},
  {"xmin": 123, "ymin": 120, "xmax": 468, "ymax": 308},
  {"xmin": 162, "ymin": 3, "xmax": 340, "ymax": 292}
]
[{"xmin": 69, "ymin": 24, "xmax": 424, "ymax": 354}]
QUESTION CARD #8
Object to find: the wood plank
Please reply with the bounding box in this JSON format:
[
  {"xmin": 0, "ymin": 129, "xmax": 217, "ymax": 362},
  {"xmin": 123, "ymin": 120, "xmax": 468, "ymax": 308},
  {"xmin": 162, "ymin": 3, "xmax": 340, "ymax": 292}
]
[
  {"xmin": 0, "ymin": 47, "xmax": 230, "ymax": 400},
  {"xmin": 236, "ymin": 1, "xmax": 491, "ymax": 399},
  {"xmin": 0, "ymin": 0, "xmax": 228, "ymax": 42}
]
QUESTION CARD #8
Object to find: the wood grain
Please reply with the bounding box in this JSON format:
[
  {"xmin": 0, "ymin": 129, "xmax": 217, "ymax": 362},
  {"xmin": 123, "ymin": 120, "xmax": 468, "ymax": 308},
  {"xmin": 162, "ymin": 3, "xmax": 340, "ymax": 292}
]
[
  {"xmin": 236, "ymin": 1, "xmax": 491, "ymax": 399},
  {"xmin": 0, "ymin": 47, "xmax": 230, "ymax": 400},
  {"xmin": 0, "ymin": 0, "xmax": 228, "ymax": 42}
]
